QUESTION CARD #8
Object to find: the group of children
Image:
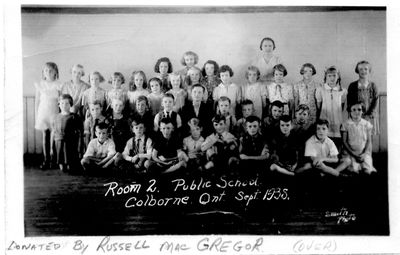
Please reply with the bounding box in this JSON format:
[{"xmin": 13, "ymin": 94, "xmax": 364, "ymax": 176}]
[{"xmin": 33, "ymin": 53, "xmax": 379, "ymax": 178}]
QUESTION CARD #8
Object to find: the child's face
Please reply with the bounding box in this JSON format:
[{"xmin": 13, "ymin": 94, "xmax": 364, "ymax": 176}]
[
  {"xmin": 162, "ymin": 97, "xmax": 174, "ymax": 111},
  {"xmin": 326, "ymin": 72, "xmax": 338, "ymax": 85},
  {"xmin": 350, "ymin": 104, "xmax": 363, "ymax": 121},
  {"xmin": 191, "ymin": 86, "xmax": 204, "ymax": 102},
  {"xmin": 357, "ymin": 64, "xmax": 370, "ymax": 79},
  {"xmin": 246, "ymin": 121, "xmax": 260, "ymax": 136},
  {"xmin": 261, "ymin": 39, "xmax": 274, "ymax": 53},
  {"xmin": 280, "ymin": 120, "xmax": 292, "ymax": 136},
  {"xmin": 205, "ymin": 63, "xmax": 215, "ymax": 77},
  {"xmin": 274, "ymin": 70, "xmax": 284, "ymax": 84},
  {"xmin": 43, "ymin": 66, "xmax": 56, "ymax": 81},
  {"xmin": 303, "ymin": 67, "xmax": 313, "ymax": 80},
  {"xmin": 220, "ymin": 71, "xmax": 231, "ymax": 85},
  {"xmin": 136, "ymin": 100, "xmax": 146, "ymax": 114},
  {"xmin": 90, "ymin": 74, "xmax": 100, "ymax": 87},
  {"xmin": 170, "ymin": 75, "xmax": 181, "ymax": 89},
  {"xmin": 190, "ymin": 126, "xmax": 202, "ymax": 140},
  {"xmin": 112, "ymin": 100, "xmax": 124, "ymax": 114},
  {"xmin": 159, "ymin": 62, "xmax": 169, "ymax": 75},
  {"xmin": 71, "ymin": 66, "xmax": 83, "ymax": 81},
  {"xmin": 213, "ymin": 120, "xmax": 226, "ymax": 134},
  {"xmin": 160, "ymin": 123, "xmax": 174, "ymax": 138},
  {"xmin": 296, "ymin": 110, "xmax": 309, "ymax": 124},
  {"xmin": 242, "ymin": 104, "xmax": 253, "ymax": 118},
  {"xmin": 247, "ymin": 70, "xmax": 258, "ymax": 84},
  {"xmin": 271, "ymin": 106, "xmax": 283, "ymax": 120},
  {"xmin": 316, "ymin": 124, "xmax": 329, "ymax": 140},
  {"xmin": 134, "ymin": 74, "xmax": 144, "ymax": 89},
  {"xmin": 95, "ymin": 128, "xmax": 108, "ymax": 143},
  {"xmin": 184, "ymin": 55, "xmax": 195, "ymax": 67},
  {"xmin": 132, "ymin": 123, "xmax": 145, "ymax": 137},
  {"xmin": 189, "ymin": 70, "xmax": 200, "ymax": 83},
  {"xmin": 150, "ymin": 80, "xmax": 161, "ymax": 93},
  {"xmin": 59, "ymin": 99, "xmax": 71, "ymax": 113},
  {"xmin": 218, "ymin": 101, "xmax": 230, "ymax": 115},
  {"xmin": 89, "ymin": 104, "xmax": 102, "ymax": 118},
  {"xmin": 112, "ymin": 76, "xmax": 123, "ymax": 89}
]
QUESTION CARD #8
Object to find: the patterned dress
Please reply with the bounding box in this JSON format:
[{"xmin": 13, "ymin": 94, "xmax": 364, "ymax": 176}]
[{"xmin": 293, "ymin": 79, "xmax": 321, "ymax": 123}]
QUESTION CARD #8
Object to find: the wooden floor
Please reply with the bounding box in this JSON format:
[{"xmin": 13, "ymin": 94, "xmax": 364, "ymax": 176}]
[{"xmin": 24, "ymin": 154, "xmax": 389, "ymax": 236}]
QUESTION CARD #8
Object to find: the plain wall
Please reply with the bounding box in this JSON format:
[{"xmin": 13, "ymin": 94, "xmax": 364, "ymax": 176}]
[{"xmin": 22, "ymin": 10, "xmax": 386, "ymax": 95}]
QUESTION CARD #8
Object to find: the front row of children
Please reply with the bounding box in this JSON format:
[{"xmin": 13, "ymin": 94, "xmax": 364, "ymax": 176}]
[{"xmin": 75, "ymin": 98, "xmax": 376, "ymax": 178}]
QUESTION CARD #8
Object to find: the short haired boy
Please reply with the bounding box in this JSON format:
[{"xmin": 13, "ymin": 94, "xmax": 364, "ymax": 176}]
[
  {"xmin": 235, "ymin": 99, "xmax": 254, "ymax": 138},
  {"xmin": 81, "ymin": 122, "xmax": 116, "ymax": 173},
  {"xmin": 52, "ymin": 94, "xmax": 82, "ymax": 172},
  {"xmin": 182, "ymin": 118, "xmax": 205, "ymax": 171},
  {"xmin": 83, "ymin": 100, "xmax": 110, "ymax": 148},
  {"xmin": 114, "ymin": 119, "xmax": 153, "ymax": 174},
  {"xmin": 148, "ymin": 118, "xmax": 186, "ymax": 174},
  {"xmin": 201, "ymin": 114, "xmax": 239, "ymax": 173},
  {"xmin": 217, "ymin": 96, "xmax": 236, "ymax": 133},
  {"xmin": 153, "ymin": 93, "xmax": 182, "ymax": 132},
  {"xmin": 292, "ymin": 104, "xmax": 314, "ymax": 165},
  {"xmin": 239, "ymin": 116, "xmax": 269, "ymax": 176},
  {"xmin": 263, "ymin": 100, "xmax": 284, "ymax": 142},
  {"xmin": 296, "ymin": 119, "xmax": 343, "ymax": 177},
  {"xmin": 269, "ymin": 115, "xmax": 298, "ymax": 176}
]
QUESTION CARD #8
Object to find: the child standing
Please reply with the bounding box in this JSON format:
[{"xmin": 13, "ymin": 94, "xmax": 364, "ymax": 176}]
[
  {"xmin": 216, "ymin": 96, "xmax": 237, "ymax": 133},
  {"xmin": 242, "ymin": 66, "xmax": 268, "ymax": 119},
  {"xmin": 293, "ymin": 63, "xmax": 321, "ymax": 123},
  {"xmin": 236, "ymin": 100, "xmax": 255, "ymax": 138},
  {"xmin": 292, "ymin": 104, "xmax": 314, "ymax": 165},
  {"xmin": 106, "ymin": 72, "xmax": 128, "ymax": 113},
  {"xmin": 108, "ymin": 99, "xmax": 131, "ymax": 153},
  {"xmin": 263, "ymin": 100, "xmax": 284, "ymax": 142},
  {"xmin": 347, "ymin": 60, "xmax": 379, "ymax": 135},
  {"xmin": 336, "ymin": 102, "xmax": 376, "ymax": 175},
  {"xmin": 167, "ymin": 72, "xmax": 187, "ymax": 112},
  {"xmin": 147, "ymin": 77, "xmax": 164, "ymax": 116},
  {"xmin": 83, "ymin": 100, "xmax": 110, "ymax": 148},
  {"xmin": 131, "ymin": 95, "xmax": 154, "ymax": 136},
  {"xmin": 61, "ymin": 64, "xmax": 89, "ymax": 115},
  {"xmin": 81, "ymin": 122, "xmax": 116, "ymax": 173},
  {"xmin": 52, "ymin": 94, "xmax": 82, "ymax": 172},
  {"xmin": 127, "ymin": 71, "xmax": 149, "ymax": 112},
  {"xmin": 239, "ymin": 116, "xmax": 269, "ymax": 176},
  {"xmin": 81, "ymin": 71, "xmax": 107, "ymax": 118},
  {"xmin": 182, "ymin": 118, "xmax": 205, "ymax": 171},
  {"xmin": 201, "ymin": 60, "xmax": 221, "ymax": 104},
  {"xmin": 155, "ymin": 57, "xmax": 173, "ymax": 92},
  {"xmin": 35, "ymin": 62, "xmax": 62, "ymax": 169},
  {"xmin": 148, "ymin": 118, "xmax": 186, "ymax": 174},
  {"xmin": 178, "ymin": 51, "xmax": 199, "ymax": 79},
  {"xmin": 269, "ymin": 115, "xmax": 298, "ymax": 176},
  {"xmin": 212, "ymin": 65, "xmax": 241, "ymax": 116},
  {"xmin": 266, "ymin": 64, "xmax": 294, "ymax": 117},
  {"xmin": 316, "ymin": 66, "xmax": 347, "ymax": 148},
  {"xmin": 201, "ymin": 115, "xmax": 239, "ymax": 172},
  {"xmin": 115, "ymin": 119, "xmax": 153, "ymax": 174},
  {"xmin": 153, "ymin": 93, "xmax": 182, "ymax": 132}
]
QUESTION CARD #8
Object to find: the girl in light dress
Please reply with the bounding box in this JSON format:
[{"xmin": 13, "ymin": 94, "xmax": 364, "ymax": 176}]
[
  {"xmin": 266, "ymin": 64, "xmax": 294, "ymax": 117},
  {"xmin": 35, "ymin": 62, "xmax": 62, "ymax": 169},
  {"xmin": 60, "ymin": 64, "xmax": 89, "ymax": 115},
  {"xmin": 147, "ymin": 77, "xmax": 164, "ymax": 115},
  {"xmin": 347, "ymin": 60, "xmax": 379, "ymax": 135},
  {"xmin": 166, "ymin": 72, "xmax": 187, "ymax": 113},
  {"xmin": 293, "ymin": 63, "xmax": 321, "ymax": 123},
  {"xmin": 316, "ymin": 66, "xmax": 347, "ymax": 148},
  {"xmin": 241, "ymin": 65, "xmax": 268, "ymax": 119},
  {"xmin": 127, "ymin": 71, "xmax": 149, "ymax": 113},
  {"xmin": 81, "ymin": 71, "xmax": 107, "ymax": 119},
  {"xmin": 154, "ymin": 57, "xmax": 173, "ymax": 92}
]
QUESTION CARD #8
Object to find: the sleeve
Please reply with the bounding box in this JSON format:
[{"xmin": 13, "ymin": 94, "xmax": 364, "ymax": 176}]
[
  {"xmin": 328, "ymin": 139, "xmax": 339, "ymax": 157},
  {"xmin": 341, "ymin": 88, "xmax": 347, "ymax": 104},
  {"xmin": 304, "ymin": 138, "xmax": 317, "ymax": 157},
  {"xmin": 315, "ymin": 87, "xmax": 322, "ymax": 104},
  {"xmin": 153, "ymin": 113, "xmax": 160, "ymax": 130},
  {"xmin": 83, "ymin": 118, "xmax": 91, "ymax": 135},
  {"xmin": 182, "ymin": 137, "xmax": 188, "ymax": 151},
  {"xmin": 176, "ymin": 113, "xmax": 182, "ymax": 128},
  {"xmin": 212, "ymin": 87, "xmax": 218, "ymax": 102},
  {"xmin": 107, "ymin": 140, "xmax": 116, "ymax": 156},
  {"xmin": 145, "ymin": 138, "xmax": 153, "ymax": 158},
  {"xmin": 83, "ymin": 140, "xmax": 96, "ymax": 158},
  {"xmin": 340, "ymin": 121, "xmax": 348, "ymax": 132},
  {"xmin": 287, "ymin": 83, "xmax": 294, "ymax": 100},
  {"xmin": 367, "ymin": 82, "xmax": 379, "ymax": 116},
  {"xmin": 122, "ymin": 139, "xmax": 132, "ymax": 158}
]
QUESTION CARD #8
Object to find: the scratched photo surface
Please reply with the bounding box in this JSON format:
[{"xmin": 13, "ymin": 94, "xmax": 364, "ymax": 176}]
[{"xmin": 22, "ymin": 6, "xmax": 388, "ymax": 236}]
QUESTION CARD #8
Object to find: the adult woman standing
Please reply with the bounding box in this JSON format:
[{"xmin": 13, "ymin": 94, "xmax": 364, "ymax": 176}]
[{"xmin": 252, "ymin": 37, "xmax": 283, "ymax": 83}]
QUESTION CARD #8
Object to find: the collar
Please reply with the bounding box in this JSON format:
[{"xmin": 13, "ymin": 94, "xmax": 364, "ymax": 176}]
[
  {"xmin": 312, "ymin": 135, "xmax": 327, "ymax": 144},
  {"xmin": 135, "ymin": 135, "xmax": 145, "ymax": 141},
  {"xmin": 96, "ymin": 138, "xmax": 109, "ymax": 146},
  {"xmin": 324, "ymin": 83, "xmax": 340, "ymax": 91}
]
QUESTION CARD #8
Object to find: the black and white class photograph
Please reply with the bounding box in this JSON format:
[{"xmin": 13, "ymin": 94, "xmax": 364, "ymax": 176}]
[{"xmin": 17, "ymin": 4, "xmax": 391, "ymax": 239}]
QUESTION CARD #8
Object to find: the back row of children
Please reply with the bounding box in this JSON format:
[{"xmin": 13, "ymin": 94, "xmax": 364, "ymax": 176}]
[{"xmin": 34, "ymin": 56, "xmax": 379, "ymax": 177}]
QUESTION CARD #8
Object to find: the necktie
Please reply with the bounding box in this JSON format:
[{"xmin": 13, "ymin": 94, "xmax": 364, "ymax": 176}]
[{"xmin": 136, "ymin": 138, "xmax": 141, "ymax": 153}]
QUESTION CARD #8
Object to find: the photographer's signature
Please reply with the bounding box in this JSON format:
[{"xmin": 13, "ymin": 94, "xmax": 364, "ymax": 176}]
[{"xmin": 325, "ymin": 207, "xmax": 356, "ymax": 224}]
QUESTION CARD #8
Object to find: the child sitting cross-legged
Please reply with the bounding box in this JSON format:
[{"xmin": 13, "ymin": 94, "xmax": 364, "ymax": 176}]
[
  {"xmin": 201, "ymin": 114, "xmax": 239, "ymax": 173},
  {"xmin": 81, "ymin": 122, "xmax": 116, "ymax": 173},
  {"xmin": 239, "ymin": 116, "xmax": 269, "ymax": 176},
  {"xmin": 182, "ymin": 118, "xmax": 205, "ymax": 171},
  {"xmin": 114, "ymin": 118, "xmax": 153, "ymax": 175}
]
